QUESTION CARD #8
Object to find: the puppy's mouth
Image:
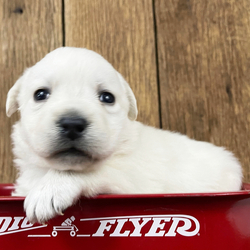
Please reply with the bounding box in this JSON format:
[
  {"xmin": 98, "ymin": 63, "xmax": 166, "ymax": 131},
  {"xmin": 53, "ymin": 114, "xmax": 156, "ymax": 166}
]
[{"xmin": 51, "ymin": 147, "xmax": 91, "ymax": 159}]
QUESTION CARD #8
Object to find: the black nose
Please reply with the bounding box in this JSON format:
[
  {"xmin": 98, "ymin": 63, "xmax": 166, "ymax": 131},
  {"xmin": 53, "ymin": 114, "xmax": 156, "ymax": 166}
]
[{"xmin": 58, "ymin": 117, "xmax": 88, "ymax": 140}]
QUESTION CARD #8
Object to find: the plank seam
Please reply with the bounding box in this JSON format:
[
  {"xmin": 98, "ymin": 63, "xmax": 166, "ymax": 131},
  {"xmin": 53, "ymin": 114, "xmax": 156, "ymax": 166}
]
[
  {"xmin": 152, "ymin": 0, "xmax": 162, "ymax": 128},
  {"xmin": 62, "ymin": 0, "xmax": 65, "ymax": 46}
]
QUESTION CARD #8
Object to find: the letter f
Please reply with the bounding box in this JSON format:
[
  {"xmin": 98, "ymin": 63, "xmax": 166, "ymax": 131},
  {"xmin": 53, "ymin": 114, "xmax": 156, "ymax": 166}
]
[{"xmin": 92, "ymin": 220, "xmax": 116, "ymax": 237}]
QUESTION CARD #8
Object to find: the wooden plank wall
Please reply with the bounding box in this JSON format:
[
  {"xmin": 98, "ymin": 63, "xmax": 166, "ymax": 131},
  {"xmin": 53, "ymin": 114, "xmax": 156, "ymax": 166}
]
[
  {"xmin": 0, "ymin": 0, "xmax": 249, "ymax": 183},
  {"xmin": 155, "ymin": 0, "xmax": 250, "ymax": 181},
  {"xmin": 0, "ymin": 0, "xmax": 62, "ymax": 182}
]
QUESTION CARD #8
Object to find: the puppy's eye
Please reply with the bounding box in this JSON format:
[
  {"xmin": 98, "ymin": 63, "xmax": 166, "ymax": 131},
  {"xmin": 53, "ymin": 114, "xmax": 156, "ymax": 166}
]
[
  {"xmin": 34, "ymin": 89, "xmax": 50, "ymax": 101},
  {"xmin": 99, "ymin": 92, "xmax": 115, "ymax": 104}
]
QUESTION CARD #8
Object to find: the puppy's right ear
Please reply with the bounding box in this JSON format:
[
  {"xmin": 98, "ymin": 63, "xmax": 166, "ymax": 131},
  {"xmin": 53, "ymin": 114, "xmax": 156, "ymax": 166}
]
[
  {"xmin": 117, "ymin": 72, "xmax": 138, "ymax": 121},
  {"xmin": 6, "ymin": 73, "xmax": 25, "ymax": 117}
]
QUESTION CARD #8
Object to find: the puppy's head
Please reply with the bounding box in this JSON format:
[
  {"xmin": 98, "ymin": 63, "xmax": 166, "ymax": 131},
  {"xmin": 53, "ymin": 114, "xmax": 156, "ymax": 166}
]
[{"xmin": 6, "ymin": 47, "xmax": 138, "ymax": 170}]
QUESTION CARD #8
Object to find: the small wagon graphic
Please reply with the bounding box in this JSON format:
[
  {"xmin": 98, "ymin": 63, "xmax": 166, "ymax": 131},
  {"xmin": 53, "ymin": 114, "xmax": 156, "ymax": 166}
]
[{"xmin": 52, "ymin": 225, "xmax": 79, "ymax": 237}]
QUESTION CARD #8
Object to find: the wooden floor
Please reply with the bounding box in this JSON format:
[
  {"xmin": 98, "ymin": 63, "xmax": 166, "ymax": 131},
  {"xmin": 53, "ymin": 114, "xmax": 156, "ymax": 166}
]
[{"xmin": 1, "ymin": 0, "xmax": 250, "ymax": 183}]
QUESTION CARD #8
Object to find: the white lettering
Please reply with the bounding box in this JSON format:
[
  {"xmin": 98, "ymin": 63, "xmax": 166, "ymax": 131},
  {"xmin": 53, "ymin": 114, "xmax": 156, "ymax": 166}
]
[
  {"xmin": 21, "ymin": 217, "xmax": 33, "ymax": 229},
  {"xmin": 83, "ymin": 215, "xmax": 200, "ymax": 238},
  {"xmin": 110, "ymin": 219, "xmax": 130, "ymax": 237},
  {"xmin": 8, "ymin": 217, "xmax": 23, "ymax": 231},
  {"xmin": 92, "ymin": 220, "xmax": 116, "ymax": 237},
  {"xmin": 0, "ymin": 217, "xmax": 12, "ymax": 233},
  {"xmin": 165, "ymin": 217, "xmax": 199, "ymax": 237},
  {"xmin": 145, "ymin": 218, "xmax": 171, "ymax": 236},
  {"xmin": 129, "ymin": 218, "xmax": 151, "ymax": 237}
]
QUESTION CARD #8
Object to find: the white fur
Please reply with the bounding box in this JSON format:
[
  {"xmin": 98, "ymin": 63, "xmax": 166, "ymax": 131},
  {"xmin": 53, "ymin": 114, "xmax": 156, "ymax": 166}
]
[{"xmin": 6, "ymin": 47, "xmax": 242, "ymax": 224}]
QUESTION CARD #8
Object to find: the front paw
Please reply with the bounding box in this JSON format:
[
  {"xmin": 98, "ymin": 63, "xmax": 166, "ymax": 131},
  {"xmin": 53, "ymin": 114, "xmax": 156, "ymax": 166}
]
[
  {"xmin": 25, "ymin": 189, "xmax": 64, "ymax": 224},
  {"xmin": 24, "ymin": 172, "xmax": 82, "ymax": 224}
]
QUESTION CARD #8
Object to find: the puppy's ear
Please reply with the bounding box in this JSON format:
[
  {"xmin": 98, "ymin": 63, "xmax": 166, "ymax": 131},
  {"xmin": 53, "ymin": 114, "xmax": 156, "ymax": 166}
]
[
  {"xmin": 6, "ymin": 72, "xmax": 26, "ymax": 117},
  {"xmin": 117, "ymin": 73, "xmax": 138, "ymax": 121}
]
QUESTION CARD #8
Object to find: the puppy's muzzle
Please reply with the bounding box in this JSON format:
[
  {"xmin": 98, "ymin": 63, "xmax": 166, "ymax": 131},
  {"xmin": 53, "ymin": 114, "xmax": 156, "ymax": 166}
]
[{"xmin": 58, "ymin": 117, "xmax": 88, "ymax": 140}]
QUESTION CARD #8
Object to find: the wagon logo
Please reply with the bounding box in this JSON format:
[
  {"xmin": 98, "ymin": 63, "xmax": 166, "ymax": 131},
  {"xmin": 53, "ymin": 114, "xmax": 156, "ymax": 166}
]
[
  {"xmin": 52, "ymin": 216, "xmax": 78, "ymax": 237},
  {"xmin": 80, "ymin": 214, "xmax": 200, "ymax": 237},
  {"xmin": 28, "ymin": 216, "xmax": 78, "ymax": 238},
  {"xmin": 0, "ymin": 216, "xmax": 47, "ymax": 236}
]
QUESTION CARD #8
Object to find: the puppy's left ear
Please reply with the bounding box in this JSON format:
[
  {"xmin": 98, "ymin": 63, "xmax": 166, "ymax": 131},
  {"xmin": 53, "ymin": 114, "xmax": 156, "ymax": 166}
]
[
  {"xmin": 117, "ymin": 73, "xmax": 138, "ymax": 121},
  {"xmin": 6, "ymin": 72, "xmax": 25, "ymax": 117}
]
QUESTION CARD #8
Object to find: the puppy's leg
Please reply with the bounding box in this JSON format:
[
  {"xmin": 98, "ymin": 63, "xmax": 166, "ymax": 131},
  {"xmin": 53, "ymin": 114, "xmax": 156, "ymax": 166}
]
[{"xmin": 24, "ymin": 169, "xmax": 84, "ymax": 224}]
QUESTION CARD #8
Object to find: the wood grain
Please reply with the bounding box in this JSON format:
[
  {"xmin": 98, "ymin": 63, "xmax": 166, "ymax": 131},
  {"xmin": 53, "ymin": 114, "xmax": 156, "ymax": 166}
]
[
  {"xmin": 155, "ymin": 0, "xmax": 250, "ymax": 181},
  {"xmin": 0, "ymin": 0, "xmax": 62, "ymax": 183},
  {"xmin": 65, "ymin": 0, "xmax": 159, "ymax": 127}
]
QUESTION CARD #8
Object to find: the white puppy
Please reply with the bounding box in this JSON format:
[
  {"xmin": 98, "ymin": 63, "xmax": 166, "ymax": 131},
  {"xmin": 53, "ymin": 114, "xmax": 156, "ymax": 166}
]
[{"xmin": 6, "ymin": 47, "xmax": 242, "ymax": 224}]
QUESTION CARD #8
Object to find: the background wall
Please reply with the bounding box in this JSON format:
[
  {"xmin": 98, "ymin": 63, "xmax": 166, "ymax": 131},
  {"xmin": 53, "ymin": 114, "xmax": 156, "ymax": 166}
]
[{"xmin": 0, "ymin": 0, "xmax": 249, "ymax": 183}]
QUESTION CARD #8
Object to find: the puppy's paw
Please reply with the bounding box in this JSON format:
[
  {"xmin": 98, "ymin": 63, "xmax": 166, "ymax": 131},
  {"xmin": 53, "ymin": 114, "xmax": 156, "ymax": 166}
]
[
  {"xmin": 24, "ymin": 171, "xmax": 82, "ymax": 224},
  {"xmin": 24, "ymin": 187, "xmax": 68, "ymax": 224}
]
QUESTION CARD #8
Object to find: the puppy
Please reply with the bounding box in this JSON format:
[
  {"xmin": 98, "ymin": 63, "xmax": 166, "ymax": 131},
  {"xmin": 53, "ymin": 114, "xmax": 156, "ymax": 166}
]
[{"xmin": 6, "ymin": 47, "xmax": 242, "ymax": 224}]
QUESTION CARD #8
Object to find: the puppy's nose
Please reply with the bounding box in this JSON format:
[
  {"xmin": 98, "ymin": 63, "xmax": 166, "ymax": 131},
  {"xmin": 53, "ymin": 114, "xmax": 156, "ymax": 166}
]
[{"xmin": 58, "ymin": 117, "xmax": 88, "ymax": 140}]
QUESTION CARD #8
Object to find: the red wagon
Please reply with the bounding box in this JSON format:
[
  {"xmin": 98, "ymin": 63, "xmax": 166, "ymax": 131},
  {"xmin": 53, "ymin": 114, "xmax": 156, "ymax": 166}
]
[{"xmin": 0, "ymin": 183, "xmax": 250, "ymax": 250}]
